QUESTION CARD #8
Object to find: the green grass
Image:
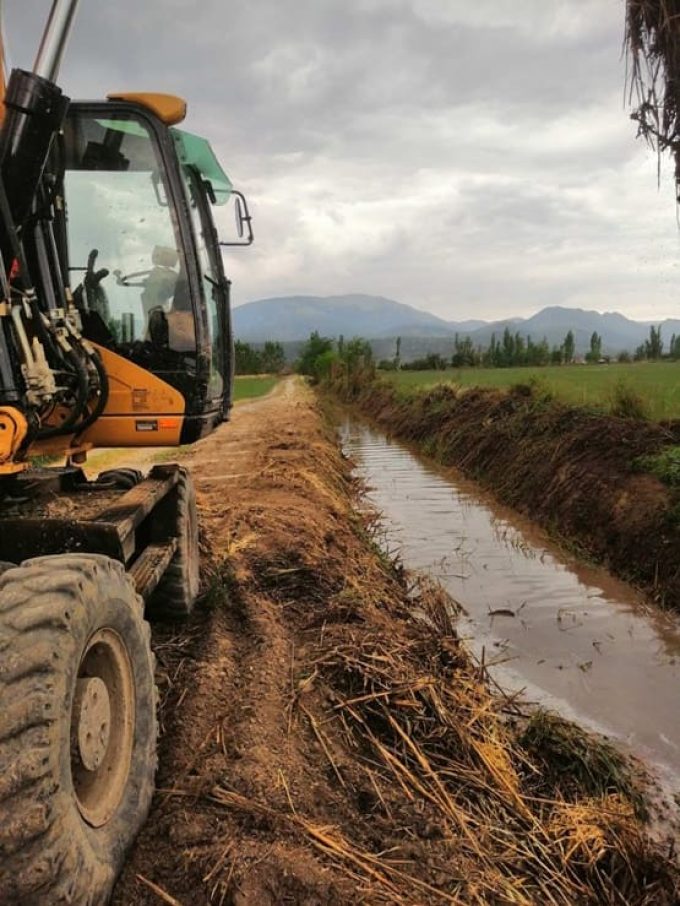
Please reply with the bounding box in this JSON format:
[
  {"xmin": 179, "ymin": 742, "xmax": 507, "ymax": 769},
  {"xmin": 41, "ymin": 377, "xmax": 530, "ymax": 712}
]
[
  {"xmin": 519, "ymin": 709, "xmax": 647, "ymax": 818},
  {"xmin": 383, "ymin": 362, "xmax": 680, "ymax": 420},
  {"xmin": 233, "ymin": 374, "xmax": 279, "ymax": 402},
  {"xmin": 635, "ymin": 445, "xmax": 680, "ymax": 487}
]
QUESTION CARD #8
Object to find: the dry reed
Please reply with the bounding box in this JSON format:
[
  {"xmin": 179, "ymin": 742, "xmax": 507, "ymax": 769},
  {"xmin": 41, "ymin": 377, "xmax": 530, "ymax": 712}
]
[
  {"xmin": 626, "ymin": 0, "xmax": 680, "ymax": 193},
  {"xmin": 206, "ymin": 573, "xmax": 679, "ymax": 904}
]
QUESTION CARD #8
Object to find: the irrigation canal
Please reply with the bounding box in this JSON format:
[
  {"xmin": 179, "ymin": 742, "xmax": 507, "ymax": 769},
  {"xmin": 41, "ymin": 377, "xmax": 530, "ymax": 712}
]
[{"xmin": 339, "ymin": 414, "xmax": 680, "ymax": 785}]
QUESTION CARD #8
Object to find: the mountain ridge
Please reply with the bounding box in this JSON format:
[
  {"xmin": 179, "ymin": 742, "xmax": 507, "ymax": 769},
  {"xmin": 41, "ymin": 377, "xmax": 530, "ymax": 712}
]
[{"xmin": 233, "ymin": 294, "xmax": 680, "ymax": 357}]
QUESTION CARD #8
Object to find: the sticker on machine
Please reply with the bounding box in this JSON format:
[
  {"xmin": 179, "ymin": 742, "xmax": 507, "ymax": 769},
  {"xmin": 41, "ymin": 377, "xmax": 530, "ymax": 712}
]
[
  {"xmin": 132, "ymin": 388, "xmax": 150, "ymax": 411},
  {"xmin": 135, "ymin": 420, "xmax": 158, "ymax": 432}
]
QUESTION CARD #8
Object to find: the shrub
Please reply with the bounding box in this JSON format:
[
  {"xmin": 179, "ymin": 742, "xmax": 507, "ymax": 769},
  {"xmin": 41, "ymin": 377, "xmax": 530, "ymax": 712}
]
[
  {"xmin": 609, "ymin": 381, "xmax": 649, "ymax": 420},
  {"xmin": 510, "ymin": 376, "xmax": 553, "ymax": 404}
]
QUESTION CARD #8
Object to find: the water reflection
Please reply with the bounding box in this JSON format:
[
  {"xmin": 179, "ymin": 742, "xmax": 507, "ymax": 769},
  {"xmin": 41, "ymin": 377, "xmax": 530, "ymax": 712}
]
[{"xmin": 340, "ymin": 416, "xmax": 680, "ymax": 777}]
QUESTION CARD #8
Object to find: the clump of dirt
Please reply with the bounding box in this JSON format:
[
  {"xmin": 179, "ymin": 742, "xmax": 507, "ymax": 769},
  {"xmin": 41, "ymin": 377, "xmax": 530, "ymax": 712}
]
[
  {"xmin": 113, "ymin": 379, "xmax": 679, "ymax": 905},
  {"xmin": 341, "ymin": 378, "xmax": 680, "ymax": 609}
]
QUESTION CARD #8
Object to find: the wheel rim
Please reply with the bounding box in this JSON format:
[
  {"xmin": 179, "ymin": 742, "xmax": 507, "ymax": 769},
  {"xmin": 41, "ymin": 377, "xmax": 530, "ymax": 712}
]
[{"xmin": 70, "ymin": 628, "xmax": 135, "ymax": 827}]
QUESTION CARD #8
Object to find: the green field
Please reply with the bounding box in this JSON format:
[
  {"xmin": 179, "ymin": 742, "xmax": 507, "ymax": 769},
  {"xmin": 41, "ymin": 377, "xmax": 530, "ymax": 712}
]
[
  {"xmin": 233, "ymin": 374, "xmax": 279, "ymax": 402},
  {"xmin": 383, "ymin": 362, "xmax": 680, "ymax": 420}
]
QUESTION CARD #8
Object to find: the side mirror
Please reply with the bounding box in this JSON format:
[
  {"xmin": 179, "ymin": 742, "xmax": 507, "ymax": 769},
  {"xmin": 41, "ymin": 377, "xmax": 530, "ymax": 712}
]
[
  {"xmin": 236, "ymin": 195, "xmax": 246, "ymax": 238},
  {"xmin": 221, "ymin": 190, "xmax": 253, "ymax": 247}
]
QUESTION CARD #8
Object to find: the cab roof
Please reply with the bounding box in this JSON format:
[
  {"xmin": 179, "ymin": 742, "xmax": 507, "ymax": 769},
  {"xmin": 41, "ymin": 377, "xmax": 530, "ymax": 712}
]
[{"xmin": 107, "ymin": 92, "xmax": 187, "ymax": 126}]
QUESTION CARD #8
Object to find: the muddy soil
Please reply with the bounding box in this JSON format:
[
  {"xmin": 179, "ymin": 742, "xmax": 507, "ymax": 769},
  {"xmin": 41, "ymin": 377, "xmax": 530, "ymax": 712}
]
[{"xmin": 111, "ymin": 378, "xmax": 679, "ymax": 906}]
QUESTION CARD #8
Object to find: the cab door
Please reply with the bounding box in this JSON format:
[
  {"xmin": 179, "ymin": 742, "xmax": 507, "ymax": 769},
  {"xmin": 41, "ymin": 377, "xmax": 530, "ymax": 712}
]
[{"xmin": 180, "ymin": 166, "xmax": 233, "ymax": 418}]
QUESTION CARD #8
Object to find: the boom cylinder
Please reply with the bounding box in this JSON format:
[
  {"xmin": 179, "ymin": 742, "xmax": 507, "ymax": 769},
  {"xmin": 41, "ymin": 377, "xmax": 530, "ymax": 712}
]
[
  {"xmin": 33, "ymin": 0, "xmax": 81, "ymax": 83},
  {"xmin": 0, "ymin": 69, "xmax": 69, "ymax": 263}
]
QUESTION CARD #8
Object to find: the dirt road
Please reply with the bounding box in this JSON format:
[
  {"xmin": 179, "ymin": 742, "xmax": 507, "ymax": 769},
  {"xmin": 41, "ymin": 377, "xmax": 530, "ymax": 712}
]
[
  {"xmin": 82, "ymin": 386, "xmax": 285, "ymax": 479},
  {"xmin": 110, "ymin": 377, "xmax": 678, "ymax": 905}
]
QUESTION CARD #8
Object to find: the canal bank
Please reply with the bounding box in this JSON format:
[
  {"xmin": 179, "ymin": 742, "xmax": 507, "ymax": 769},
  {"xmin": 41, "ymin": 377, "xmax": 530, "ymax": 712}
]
[
  {"xmin": 339, "ymin": 413, "xmax": 680, "ymax": 790},
  {"xmin": 340, "ymin": 379, "xmax": 680, "ymax": 610}
]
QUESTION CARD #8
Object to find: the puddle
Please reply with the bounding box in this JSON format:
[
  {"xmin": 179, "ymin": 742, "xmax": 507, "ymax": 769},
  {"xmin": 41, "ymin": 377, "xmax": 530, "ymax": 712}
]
[{"xmin": 339, "ymin": 415, "xmax": 680, "ymax": 785}]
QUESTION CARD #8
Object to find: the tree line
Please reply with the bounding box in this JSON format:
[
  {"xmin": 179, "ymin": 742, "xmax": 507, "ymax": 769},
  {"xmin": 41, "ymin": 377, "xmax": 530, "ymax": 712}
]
[
  {"xmin": 297, "ymin": 332, "xmax": 374, "ymax": 385},
  {"xmin": 386, "ymin": 328, "xmax": 602, "ymax": 371},
  {"xmin": 235, "ymin": 323, "xmax": 677, "ymax": 375},
  {"xmin": 235, "ymin": 333, "xmax": 375, "ymax": 389},
  {"xmin": 382, "ymin": 324, "xmax": 672, "ymax": 371},
  {"xmin": 234, "ymin": 340, "xmax": 286, "ymax": 374}
]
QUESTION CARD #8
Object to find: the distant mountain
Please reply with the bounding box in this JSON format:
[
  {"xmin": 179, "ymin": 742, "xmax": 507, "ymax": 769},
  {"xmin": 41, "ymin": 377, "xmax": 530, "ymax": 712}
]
[
  {"xmin": 465, "ymin": 306, "xmax": 680, "ymax": 356},
  {"xmin": 447, "ymin": 318, "xmax": 488, "ymax": 332},
  {"xmin": 233, "ymin": 294, "xmax": 466, "ymax": 342},
  {"xmin": 234, "ymin": 295, "xmax": 680, "ymax": 359}
]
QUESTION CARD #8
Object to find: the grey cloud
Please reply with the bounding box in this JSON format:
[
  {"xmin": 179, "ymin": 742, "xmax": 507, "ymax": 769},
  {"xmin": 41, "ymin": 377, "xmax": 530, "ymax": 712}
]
[{"xmin": 3, "ymin": 1, "xmax": 678, "ymax": 320}]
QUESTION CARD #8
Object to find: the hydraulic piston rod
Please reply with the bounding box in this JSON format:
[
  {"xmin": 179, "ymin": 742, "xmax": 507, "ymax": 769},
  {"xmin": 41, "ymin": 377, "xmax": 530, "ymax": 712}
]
[{"xmin": 33, "ymin": 0, "xmax": 80, "ymax": 83}]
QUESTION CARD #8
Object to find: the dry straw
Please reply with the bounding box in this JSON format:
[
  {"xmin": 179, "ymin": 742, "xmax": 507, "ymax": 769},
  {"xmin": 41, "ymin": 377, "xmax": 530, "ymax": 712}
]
[
  {"xmin": 205, "ymin": 575, "xmax": 679, "ymax": 904},
  {"xmin": 626, "ymin": 0, "xmax": 680, "ymax": 191}
]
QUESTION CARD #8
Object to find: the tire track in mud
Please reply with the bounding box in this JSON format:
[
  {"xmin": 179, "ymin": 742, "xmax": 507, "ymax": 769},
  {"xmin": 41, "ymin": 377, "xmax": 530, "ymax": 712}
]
[{"xmin": 113, "ymin": 379, "xmax": 355, "ymax": 904}]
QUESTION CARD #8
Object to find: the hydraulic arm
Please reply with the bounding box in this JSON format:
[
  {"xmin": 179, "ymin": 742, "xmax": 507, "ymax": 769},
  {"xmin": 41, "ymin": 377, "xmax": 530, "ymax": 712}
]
[{"xmin": 0, "ymin": 0, "xmax": 107, "ymax": 472}]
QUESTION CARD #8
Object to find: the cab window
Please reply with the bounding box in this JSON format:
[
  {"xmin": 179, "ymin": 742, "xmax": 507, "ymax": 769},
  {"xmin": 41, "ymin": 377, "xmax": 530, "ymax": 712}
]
[{"xmin": 63, "ymin": 112, "xmax": 196, "ymax": 357}]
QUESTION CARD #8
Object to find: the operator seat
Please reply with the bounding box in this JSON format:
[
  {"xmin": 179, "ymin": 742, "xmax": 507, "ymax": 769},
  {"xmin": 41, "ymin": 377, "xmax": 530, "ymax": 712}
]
[
  {"xmin": 144, "ymin": 245, "xmax": 195, "ymax": 353},
  {"xmin": 141, "ymin": 245, "xmax": 179, "ymax": 323}
]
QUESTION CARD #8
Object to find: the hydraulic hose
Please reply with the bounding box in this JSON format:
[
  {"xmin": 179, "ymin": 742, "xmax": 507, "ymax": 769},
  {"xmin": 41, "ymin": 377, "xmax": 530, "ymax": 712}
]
[
  {"xmin": 71, "ymin": 347, "xmax": 108, "ymax": 435},
  {"xmin": 36, "ymin": 341, "xmax": 109, "ymax": 440},
  {"xmin": 35, "ymin": 341, "xmax": 87, "ymax": 438}
]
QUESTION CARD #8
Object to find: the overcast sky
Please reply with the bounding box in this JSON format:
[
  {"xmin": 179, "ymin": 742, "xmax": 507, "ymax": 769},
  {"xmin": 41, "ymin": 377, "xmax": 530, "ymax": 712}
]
[{"xmin": 5, "ymin": 1, "xmax": 680, "ymax": 322}]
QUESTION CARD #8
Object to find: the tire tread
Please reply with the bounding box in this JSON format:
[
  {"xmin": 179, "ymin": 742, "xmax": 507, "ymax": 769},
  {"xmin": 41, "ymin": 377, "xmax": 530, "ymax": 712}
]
[{"xmin": 0, "ymin": 555, "xmax": 156, "ymax": 905}]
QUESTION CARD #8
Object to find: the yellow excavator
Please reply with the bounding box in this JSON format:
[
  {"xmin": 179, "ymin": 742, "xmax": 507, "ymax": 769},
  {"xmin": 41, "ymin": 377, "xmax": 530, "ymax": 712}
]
[{"xmin": 0, "ymin": 2, "xmax": 252, "ymax": 902}]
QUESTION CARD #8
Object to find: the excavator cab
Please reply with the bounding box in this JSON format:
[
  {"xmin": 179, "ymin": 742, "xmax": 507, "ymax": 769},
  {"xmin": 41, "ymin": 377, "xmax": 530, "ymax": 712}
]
[{"xmin": 59, "ymin": 94, "xmax": 251, "ymax": 447}]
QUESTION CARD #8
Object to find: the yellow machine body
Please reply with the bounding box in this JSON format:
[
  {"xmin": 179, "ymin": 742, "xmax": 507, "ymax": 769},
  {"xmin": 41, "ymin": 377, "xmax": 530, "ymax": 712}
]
[
  {"xmin": 0, "ymin": 407, "xmax": 29, "ymax": 474},
  {"xmin": 106, "ymin": 92, "xmax": 187, "ymax": 125},
  {"xmin": 27, "ymin": 344, "xmax": 186, "ymax": 461}
]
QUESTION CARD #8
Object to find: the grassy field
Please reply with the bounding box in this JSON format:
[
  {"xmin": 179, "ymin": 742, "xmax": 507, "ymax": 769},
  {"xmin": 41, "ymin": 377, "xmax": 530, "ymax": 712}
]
[
  {"xmin": 383, "ymin": 362, "xmax": 680, "ymax": 420},
  {"xmin": 233, "ymin": 374, "xmax": 279, "ymax": 402}
]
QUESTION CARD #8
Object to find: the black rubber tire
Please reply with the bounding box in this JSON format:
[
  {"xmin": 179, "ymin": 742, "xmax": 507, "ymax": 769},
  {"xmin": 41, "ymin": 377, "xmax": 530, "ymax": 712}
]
[
  {"xmin": 95, "ymin": 468, "xmax": 144, "ymax": 490},
  {"xmin": 146, "ymin": 467, "xmax": 200, "ymax": 620},
  {"xmin": 0, "ymin": 554, "xmax": 157, "ymax": 905},
  {"xmin": 0, "ymin": 561, "xmax": 16, "ymax": 579}
]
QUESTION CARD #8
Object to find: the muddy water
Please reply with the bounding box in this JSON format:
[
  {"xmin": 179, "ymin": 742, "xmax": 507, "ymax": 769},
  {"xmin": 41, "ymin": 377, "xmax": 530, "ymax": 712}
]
[{"xmin": 339, "ymin": 416, "xmax": 680, "ymax": 781}]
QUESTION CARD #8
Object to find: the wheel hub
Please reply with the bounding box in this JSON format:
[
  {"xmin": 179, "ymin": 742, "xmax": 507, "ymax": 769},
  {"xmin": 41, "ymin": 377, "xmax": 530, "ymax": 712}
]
[
  {"xmin": 70, "ymin": 628, "xmax": 135, "ymax": 827},
  {"xmin": 73, "ymin": 677, "xmax": 111, "ymax": 771}
]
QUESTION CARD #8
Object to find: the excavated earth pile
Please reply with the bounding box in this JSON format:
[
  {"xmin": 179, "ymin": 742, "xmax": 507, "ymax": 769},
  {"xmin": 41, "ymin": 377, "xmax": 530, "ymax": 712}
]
[
  {"xmin": 346, "ymin": 380, "xmax": 680, "ymax": 610},
  {"xmin": 113, "ymin": 379, "xmax": 680, "ymax": 905}
]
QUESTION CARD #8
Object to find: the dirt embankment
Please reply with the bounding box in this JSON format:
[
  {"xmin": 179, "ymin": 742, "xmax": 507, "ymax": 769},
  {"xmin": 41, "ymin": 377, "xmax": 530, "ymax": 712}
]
[
  {"xmin": 342, "ymin": 380, "xmax": 680, "ymax": 610},
  {"xmin": 113, "ymin": 378, "xmax": 679, "ymax": 905}
]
